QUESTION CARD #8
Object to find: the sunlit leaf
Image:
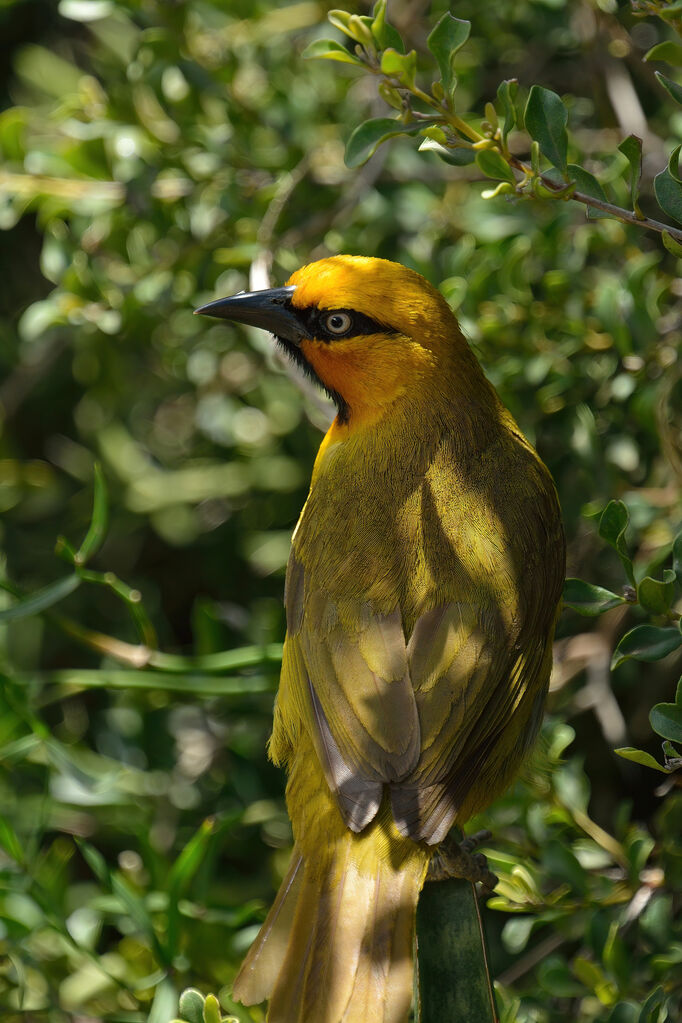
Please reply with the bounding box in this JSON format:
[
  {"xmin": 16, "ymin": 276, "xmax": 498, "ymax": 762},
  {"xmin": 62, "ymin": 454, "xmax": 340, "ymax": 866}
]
[
  {"xmin": 644, "ymin": 40, "xmax": 682, "ymax": 66},
  {"xmin": 302, "ymin": 39, "xmax": 364, "ymax": 67},
  {"xmin": 614, "ymin": 747, "xmax": 671, "ymax": 774}
]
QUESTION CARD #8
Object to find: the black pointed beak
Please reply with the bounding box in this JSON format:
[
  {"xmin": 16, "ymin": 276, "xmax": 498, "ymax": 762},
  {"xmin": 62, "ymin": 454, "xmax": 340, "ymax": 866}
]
[{"xmin": 194, "ymin": 285, "xmax": 310, "ymax": 346}]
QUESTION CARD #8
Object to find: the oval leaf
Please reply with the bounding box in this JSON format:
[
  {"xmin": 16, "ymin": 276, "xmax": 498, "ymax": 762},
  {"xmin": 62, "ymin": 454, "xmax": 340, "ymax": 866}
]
[
  {"xmin": 496, "ymin": 79, "xmax": 518, "ymax": 147},
  {"xmin": 614, "ymin": 747, "xmax": 671, "ymax": 774},
  {"xmin": 650, "ymin": 703, "xmax": 682, "ymax": 743},
  {"xmin": 567, "ymin": 163, "xmax": 609, "ymax": 219},
  {"xmin": 524, "ymin": 85, "xmax": 568, "ymax": 173},
  {"xmin": 302, "ymin": 39, "xmax": 364, "ymax": 67},
  {"xmin": 611, "ymin": 624, "xmax": 682, "ymax": 669},
  {"xmin": 0, "ymin": 574, "xmax": 81, "ymax": 622},
  {"xmin": 598, "ymin": 500, "xmax": 634, "ymax": 586},
  {"xmin": 475, "ymin": 149, "xmax": 515, "ymax": 183},
  {"xmin": 654, "ymin": 149, "xmax": 682, "ymax": 226},
  {"xmin": 426, "ymin": 13, "xmax": 470, "ymax": 97},
  {"xmin": 563, "ymin": 578, "xmax": 626, "ymax": 616},
  {"xmin": 637, "ymin": 570, "xmax": 676, "ymax": 615},
  {"xmin": 380, "ymin": 48, "xmax": 417, "ymax": 89},
  {"xmin": 345, "ymin": 117, "xmax": 418, "ymax": 168},
  {"xmin": 618, "ymin": 134, "xmax": 643, "ymax": 216},
  {"xmin": 645, "ymin": 40, "xmax": 682, "ymax": 66}
]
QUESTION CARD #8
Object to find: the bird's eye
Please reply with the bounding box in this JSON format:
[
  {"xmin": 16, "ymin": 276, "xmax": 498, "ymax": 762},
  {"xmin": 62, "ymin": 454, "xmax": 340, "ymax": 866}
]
[{"xmin": 323, "ymin": 311, "xmax": 353, "ymax": 336}]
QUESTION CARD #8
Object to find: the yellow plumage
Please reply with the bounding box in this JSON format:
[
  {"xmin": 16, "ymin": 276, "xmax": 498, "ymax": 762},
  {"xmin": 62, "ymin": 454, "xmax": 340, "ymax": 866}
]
[{"xmin": 198, "ymin": 256, "xmax": 565, "ymax": 1023}]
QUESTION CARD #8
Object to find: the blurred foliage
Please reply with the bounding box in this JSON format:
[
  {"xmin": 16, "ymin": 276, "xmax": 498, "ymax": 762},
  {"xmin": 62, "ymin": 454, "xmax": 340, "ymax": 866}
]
[{"xmin": 0, "ymin": 0, "xmax": 681, "ymax": 1021}]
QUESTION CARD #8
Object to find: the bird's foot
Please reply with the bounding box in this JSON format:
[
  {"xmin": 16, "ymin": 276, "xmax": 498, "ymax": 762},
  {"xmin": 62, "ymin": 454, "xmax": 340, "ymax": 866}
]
[{"xmin": 427, "ymin": 830, "xmax": 498, "ymax": 891}]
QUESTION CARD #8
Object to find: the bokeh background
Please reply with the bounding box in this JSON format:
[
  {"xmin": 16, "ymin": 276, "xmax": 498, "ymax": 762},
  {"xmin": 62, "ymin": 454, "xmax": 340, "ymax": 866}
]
[{"xmin": 0, "ymin": 1, "xmax": 680, "ymax": 1021}]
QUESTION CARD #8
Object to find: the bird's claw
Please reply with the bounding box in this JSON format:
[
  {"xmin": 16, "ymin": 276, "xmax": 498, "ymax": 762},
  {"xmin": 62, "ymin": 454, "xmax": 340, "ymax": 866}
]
[{"xmin": 427, "ymin": 831, "xmax": 498, "ymax": 891}]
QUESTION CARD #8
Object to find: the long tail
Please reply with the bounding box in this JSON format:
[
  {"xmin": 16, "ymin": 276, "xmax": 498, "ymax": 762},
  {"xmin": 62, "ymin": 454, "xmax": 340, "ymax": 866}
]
[{"xmin": 232, "ymin": 822, "xmax": 429, "ymax": 1023}]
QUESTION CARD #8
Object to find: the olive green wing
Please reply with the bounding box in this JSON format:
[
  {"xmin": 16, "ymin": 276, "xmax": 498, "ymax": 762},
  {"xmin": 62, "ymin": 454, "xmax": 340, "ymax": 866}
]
[{"xmin": 281, "ymin": 551, "xmax": 420, "ymax": 833}]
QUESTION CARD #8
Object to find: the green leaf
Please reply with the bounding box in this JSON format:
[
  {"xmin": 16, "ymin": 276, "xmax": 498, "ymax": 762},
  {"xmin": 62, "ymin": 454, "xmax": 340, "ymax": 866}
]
[
  {"xmin": 598, "ymin": 500, "xmax": 635, "ymax": 586},
  {"xmin": 380, "ymin": 48, "xmax": 417, "ymax": 89},
  {"xmin": 475, "ymin": 149, "xmax": 515, "ymax": 183},
  {"xmin": 166, "ymin": 818, "xmax": 216, "ymax": 958},
  {"xmin": 178, "ymin": 989, "xmax": 205, "ymax": 1023},
  {"xmin": 0, "ymin": 815, "xmax": 25, "ymax": 863},
  {"xmin": 563, "ymin": 578, "xmax": 626, "ymax": 616},
  {"xmin": 655, "ymin": 70, "xmax": 682, "ymax": 106},
  {"xmin": 661, "ymin": 229, "xmax": 682, "ymax": 256},
  {"xmin": 371, "ymin": 0, "xmax": 403, "ymax": 51},
  {"xmin": 148, "ymin": 980, "xmax": 178, "ymax": 1023},
  {"xmin": 644, "ymin": 40, "xmax": 682, "ymax": 66},
  {"xmin": 345, "ymin": 117, "xmax": 419, "ymax": 168},
  {"xmin": 203, "ymin": 994, "xmax": 222, "ymax": 1023},
  {"xmin": 426, "ymin": 14, "xmax": 470, "ymax": 98},
  {"xmin": 0, "ymin": 574, "xmax": 80, "ymax": 622},
  {"xmin": 615, "ymin": 747, "xmax": 671, "ymax": 774},
  {"xmin": 618, "ymin": 135, "xmax": 643, "ymax": 217},
  {"xmin": 650, "ymin": 703, "xmax": 682, "ymax": 743},
  {"xmin": 524, "ymin": 85, "xmax": 568, "ymax": 173},
  {"xmin": 567, "ymin": 163, "xmax": 610, "ymax": 218},
  {"xmin": 638, "ymin": 986, "xmax": 665, "ymax": 1023},
  {"xmin": 611, "ymin": 625, "xmax": 682, "ymax": 669},
  {"xmin": 637, "ymin": 569, "xmax": 676, "ymax": 615},
  {"xmin": 496, "ymin": 79, "xmax": 518, "ymax": 147},
  {"xmin": 674, "ymin": 531, "xmax": 682, "ymax": 586},
  {"xmin": 302, "ymin": 39, "xmax": 364, "ymax": 67},
  {"xmin": 75, "ymin": 462, "xmax": 108, "ymax": 566},
  {"xmin": 654, "ymin": 145, "xmax": 682, "ymax": 225}
]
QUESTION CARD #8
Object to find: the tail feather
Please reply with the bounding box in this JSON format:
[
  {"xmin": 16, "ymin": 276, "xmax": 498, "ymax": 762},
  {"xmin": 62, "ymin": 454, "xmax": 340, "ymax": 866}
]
[
  {"xmin": 232, "ymin": 849, "xmax": 304, "ymax": 1006},
  {"xmin": 234, "ymin": 832, "xmax": 429, "ymax": 1023}
]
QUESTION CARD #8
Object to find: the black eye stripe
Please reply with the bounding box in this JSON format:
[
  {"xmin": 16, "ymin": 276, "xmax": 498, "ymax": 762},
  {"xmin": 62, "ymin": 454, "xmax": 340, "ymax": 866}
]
[{"xmin": 295, "ymin": 306, "xmax": 398, "ymax": 343}]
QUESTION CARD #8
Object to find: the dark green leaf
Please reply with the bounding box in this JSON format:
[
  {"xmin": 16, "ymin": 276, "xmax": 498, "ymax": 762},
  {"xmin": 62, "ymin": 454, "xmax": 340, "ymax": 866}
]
[
  {"xmin": 644, "ymin": 40, "xmax": 682, "ymax": 66},
  {"xmin": 611, "ymin": 625, "xmax": 682, "ymax": 669},
  {"xmin": 654, "ymin": 146, "xmax": 682, "ymax": 225},
  {"xmin": 345, "ymin": 117, "xmax": 419, "ymax": 168},
  {"xmin": 563, "ymin": 578, "xmax": 626, "ymax": 616},
  {"xmin": 524, "ymin": 85, "xmax": 568, "ymax": 173},
  {"xmin": 371, "ymin": 0, "xmax": 403, "ymax": 51},
  {"xmin": 0, "ymin": 574, "xmax": 80, "ymax": 622},
  {"xmin": 650, "ymin": 703, "xmax": 682, "ymax": 743},
  {"xmin": 656, "ymin": 70, "xmax": 682, "ymax": 106},
  {"xmin": 302, "ymin": 39, "xmax": 364, "ymax": 67},
  {"xmin": 475, "ymin": 149, "xmax": 515, "ymax": 183},
  {"xmin": 567, "ymin": 163, "xmax": 610, "ymax": 219},
  {"xmin": 598, "ymin": 500, "xmax": 634, "ymax": 586},
  {"xmin": 618, "ymin": 135, "xmax": 643, "ymax": 216},
  {"xmin": 75, "ymin": 462, "xmax": 108, "ymax": 566},
  {"xmin": 614, "ymin": 747, "xmax": 671, "ymax": 774},
  {"xmin": 380, "ymin": 48, "xmax": 417, "ymax": 89},
  {"xmin": 637, "ymin": 570, "xmax": 676, "ymax": 615},
  {"xmin": 496, "ymin": 79, "xmax": 518, "ymax": 147},
  {"xmin": 426, "ymin": 14, "xmax": 470, "ymax": 97}
]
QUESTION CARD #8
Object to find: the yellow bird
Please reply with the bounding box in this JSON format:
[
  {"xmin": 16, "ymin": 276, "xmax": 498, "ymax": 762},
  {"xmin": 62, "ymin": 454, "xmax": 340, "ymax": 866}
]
[{"xmin": 196, "ymin": 256, "xmax": 565, "ymax": 1023}]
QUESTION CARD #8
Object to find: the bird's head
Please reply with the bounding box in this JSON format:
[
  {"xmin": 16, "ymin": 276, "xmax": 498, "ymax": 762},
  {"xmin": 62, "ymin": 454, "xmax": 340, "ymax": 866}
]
[{"xmin": 196, "ymin": 255, "xmax": 479, "ymax": 428}]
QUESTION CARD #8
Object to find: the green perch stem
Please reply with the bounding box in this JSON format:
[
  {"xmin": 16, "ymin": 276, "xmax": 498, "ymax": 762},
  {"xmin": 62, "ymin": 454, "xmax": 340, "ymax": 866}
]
[{"xmin": 416, "ymin": 878, "xmax": 498, "ymax": 1023}]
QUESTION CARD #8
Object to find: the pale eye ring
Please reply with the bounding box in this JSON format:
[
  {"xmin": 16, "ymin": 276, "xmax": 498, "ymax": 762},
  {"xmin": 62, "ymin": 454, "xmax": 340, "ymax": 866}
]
[{"xmin": 323, "ymin": 311, "xmax": 353, "ymax": 336}]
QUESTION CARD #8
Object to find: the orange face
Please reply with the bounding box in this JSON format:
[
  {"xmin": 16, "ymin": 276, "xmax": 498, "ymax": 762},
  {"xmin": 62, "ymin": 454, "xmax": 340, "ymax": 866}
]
[{"xmin": 285, "ymin": 256, "xmax": 465, "ymax": 427}]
